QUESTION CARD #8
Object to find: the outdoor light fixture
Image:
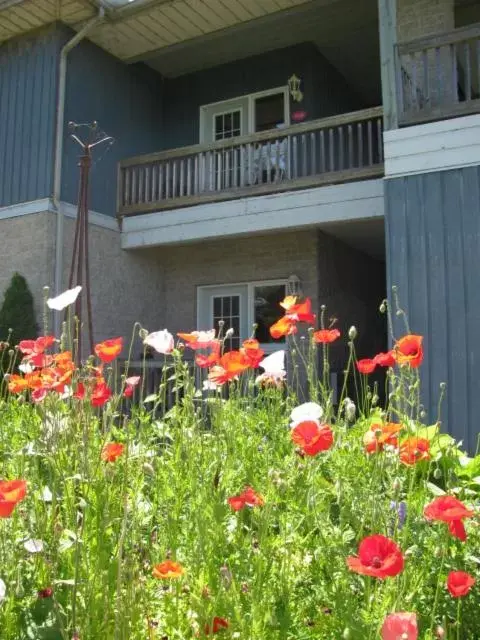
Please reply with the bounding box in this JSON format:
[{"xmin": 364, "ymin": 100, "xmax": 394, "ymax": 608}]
[
  {"xmin": 287, "ymin": 274, "xmax": 302, "ymax": 297},
  {"xmin": 288, "ymin": 74, "xmax": 303, "ymax": 102}
]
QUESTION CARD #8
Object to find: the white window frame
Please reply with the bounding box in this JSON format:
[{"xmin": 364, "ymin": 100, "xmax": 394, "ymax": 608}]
[
  {"xmin": 199, "ymin": 86, "xmax": 290, "ymax": 144},
  {"xmin": 197, "ymin": 278, "xmax": 287, "ymax": 353}
]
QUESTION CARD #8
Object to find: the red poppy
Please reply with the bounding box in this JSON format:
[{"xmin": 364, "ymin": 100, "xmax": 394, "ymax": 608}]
[
  {"xmin": 424, "ymin": 496, "xmax": 474, "ymax": 542},
  {"xmin": 446, "ymin": 571, "xmax": 475, "ymax": 597},
  {"xmin": 394, "ymin": 335, "xmax": 423, "ymax": 368},
  {"xmin": 399, "ymin": 437, "xmax": 430, "ymax": 465},
  {"xmin": 364, "ymin": 422, "xmax": 402, "ymax": 454},
  {"xmin": 31, "ymin": 388, "xmax": 48, "ymax": 403},
  {"xmin": 28, "ymin": 353, "xmax": 53, "ymax": 368},
  {"xmin": 291, "ymin": 421, "xmax": 334, "ymax": 456},
  {"xmin": 152, "ymin": 560, "xmax": 185, "ymax": 579},
  {"xmin": 195, "ymin": 340, "xmax": 221, "ymax": 368},
  {"xmin": 347, "ymin": 534, "xmax": 404, "ymax": 579},
  {"xmin": 101, "ymin": 442, "xmax": 125, "ymax": 462},
  {"xmin": 228, "ymin": 486, "xmax": 264, "ymax": 511},
  {"xmin": 381, "ymin": 612, "xmax": 418, "ymax": 640},
  {"xmin": 356, "ymin": 359, "xmax": 376, "ymax": 374},
  {"xmin": 374, "ymin": 350, "xmax": 396, "ymax": 368},
  {"xmin": 94, "ymin": 337, "xmax": 123, "ymax": 363},
  {"xmin": 91, "ymin": 382, "xmax": 112, "ymax": 407},
  {"xmin": 240, "ymin": 339, "xmax": 265, "ymax": 368},
  {"xmin": 38, "ymin": 587, "xmax": 54, "ymax": 599},
  {"xmin": 18, "ymin": 336, "xmax": 55, "ymax": 356},
  {"xmin": 286, "ymin": 297, "xmax": 316, "ymax": 324},
  {"xmin": 204, "ymin": 617, "xmax": 229, "ymax": 635},
  {"xmin": 123, "ymin": 385, "xmax": 134, "ymax": 398},
  {"xmin": 270, "ymin": 315, "xmax": 297, "ymax": 340},
  {"xmin": 313, "ymin": 329, "xmax": 341, "ymax": 344},
  {"xmin": 0, "ymin": 479, "xmax": 27, "ymax": 517},
  {"xmin": 73, "ymin": 382, "xmax": 86, "ymax": 400}
]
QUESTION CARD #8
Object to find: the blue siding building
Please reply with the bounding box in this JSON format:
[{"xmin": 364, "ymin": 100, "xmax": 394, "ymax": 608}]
[{"xmin": 0, "ymin": 0, "xmax": 479, "ymax": 448}]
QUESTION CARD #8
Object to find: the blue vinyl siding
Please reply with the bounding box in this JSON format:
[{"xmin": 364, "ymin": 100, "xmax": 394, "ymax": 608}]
[
  {"xmin": 61, "ymin": 27, "xmax": 163, "ymax": 217},
  {"xmin": 0, "ymin": 27, "xmax": 58, "ymax": 207},
  {"xmin": 162, "ymin": 43, "xmax": 363, "ymax": 150},
  {"xmin": 385, "ymin": 166, "xmax": 480, "ymax": 452}
]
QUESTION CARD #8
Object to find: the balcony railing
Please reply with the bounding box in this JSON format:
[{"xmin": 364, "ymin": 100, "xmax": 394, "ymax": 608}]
[
  {"xmin": 396, "ymin": 22, "xmax": 480, "ymax": 125},
  {"xmin": 117, "ymin": 107, "xmax": 384, "ymax": 217}
]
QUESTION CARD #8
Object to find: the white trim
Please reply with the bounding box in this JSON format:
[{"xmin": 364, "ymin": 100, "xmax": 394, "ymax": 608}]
[
  {"xmin": 59, "ymin": 202, "xmax": 118, "ymax": 231},
  {"xmin": 384, "ymin": 114, "xmax": 480, "ymax": 178},
  {"xmin": 197, "ymin": 278, "xmax": 287, "ymax": 353},
  {"xmin": 122, "ymin": 180, "xmax": 385, "ymax": 249},
  {"xmin": 0, "ymin": 198, "xmax": 118, "ymax": 231},
  {"xmin": 199, "ymin": 86, "xmax": 290, "ymax": 143},
  {"xmin": 0, "ymin": 198, "xmax": 51, "ymax": 220}
]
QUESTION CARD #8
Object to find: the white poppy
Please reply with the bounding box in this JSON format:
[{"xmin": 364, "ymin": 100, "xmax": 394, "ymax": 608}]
[
  {"xmin": 23, "ymin": 539, "xmax": 45, "ymax": 553},
  {"xmin": 19, "ymin": 362, "xmax": 34, "ymax": 374},
  {"xmin": 144, "ymin": 330, "xmax": 174, "ymax": 355},
  {"xmin": 0, "ymin": 578, "xmax": 5, "ymax": 602},
  {"xmin": 259, "ymin": 350, "xmax": 285, "ymax": 375},
  {"xmin": 46, "ymin": 286, "xmax": 82, "ymax": 311},
  {"xmin": 202, "ymin": 379, "xmax": 218, "ymax": 391},
  {"xmin": 41, "ymin": 487, "xmax": 53, "ymax": 503},
  {"xmin": 290, "ymin": 401, "xmax": 323, "ymax": 428}
]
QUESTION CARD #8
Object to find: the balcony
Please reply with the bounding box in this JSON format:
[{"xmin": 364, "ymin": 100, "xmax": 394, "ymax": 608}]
[
  {"xmin": 117, "ymin": 107, "xmax": 384, "ymax": 217},
  {"xmin": 396, "ymin": 22, "xmax": 480, "ymax": 126}
]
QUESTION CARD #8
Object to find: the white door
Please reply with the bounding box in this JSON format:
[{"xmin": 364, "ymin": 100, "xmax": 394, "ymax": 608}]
[{"xmin": 197, "ymin": 285, "xmax": 249, "ymax": 351}]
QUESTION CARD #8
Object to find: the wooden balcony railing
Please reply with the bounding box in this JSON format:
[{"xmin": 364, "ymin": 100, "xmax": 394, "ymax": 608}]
[
  {"xmin": 396, "ymin": 23, "xmax": 480, "ymax": 125},
  {"xmin": 117, "ymin": 107, "xmax": 384, "ymax": 217}
]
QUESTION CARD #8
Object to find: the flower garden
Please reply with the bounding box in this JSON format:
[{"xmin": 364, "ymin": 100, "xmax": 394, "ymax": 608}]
[{"xmin": 0, "ymin": 287, "xmax": 479, "ymax": 639}]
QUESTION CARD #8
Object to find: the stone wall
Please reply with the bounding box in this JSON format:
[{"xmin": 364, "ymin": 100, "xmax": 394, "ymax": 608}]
[
  {"xmin": 61, "ymin": 218, "xmax": 164, "ymax": 355},
  {"xmin": 0, "ymin": 211, "xmax": 55, "ymax": 336}
]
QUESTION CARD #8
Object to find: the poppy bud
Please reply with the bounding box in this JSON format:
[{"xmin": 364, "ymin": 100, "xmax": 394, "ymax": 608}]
[
  {"xmin": 342, "ymin": 629, "xmax": 351, "ymax": 639},
  {"xmin": 379, "ymin": 300, "xmax": 387, "ymax": 313},
  {"xmin": 143, "ymin": 463, "xmax": 155, "ymax": 476},
  {"xmin": 435, "ymin": 626, "xmax": 445, "ymax": 638},
  {"xmin": 348, "ymin": 326, "xmax": 357, "ymax": 340},
  {"xmin": 225, "ymin": 328, "xmax": 235, "ymax": 338},
  {"xmin": 433, "ymin": 467, "xmax": 442, "ymax": 479}
]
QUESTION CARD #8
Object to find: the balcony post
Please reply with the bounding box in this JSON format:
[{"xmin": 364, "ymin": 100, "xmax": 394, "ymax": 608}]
[{"xmin": 378, "ymin": 0, "xmax": 399, "ymax": 130}]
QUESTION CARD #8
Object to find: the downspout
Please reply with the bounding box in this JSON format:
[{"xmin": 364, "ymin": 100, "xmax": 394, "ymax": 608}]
[{"xmin": 52, "ymin": 7, "xmax": 105, "ymax": 336}]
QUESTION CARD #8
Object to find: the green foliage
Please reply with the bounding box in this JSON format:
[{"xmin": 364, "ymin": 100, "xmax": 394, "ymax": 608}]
[{"xmin": 0, "ymin": 272, "xmax": 37, "ymax": 343}]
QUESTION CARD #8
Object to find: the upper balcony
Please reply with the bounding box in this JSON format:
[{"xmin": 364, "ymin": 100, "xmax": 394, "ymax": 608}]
[
  {"xmin": 117, "ymin": 106, "xmax": 384, "ymax": 217},
  {"xmin": 395, "ymin": 21, "xmax": 480, "ymax": 126}
]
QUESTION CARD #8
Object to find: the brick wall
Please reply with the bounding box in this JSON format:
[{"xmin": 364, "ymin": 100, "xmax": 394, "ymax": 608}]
[
  {"xmin": 159, "ymin": 230, "xmax": 319, "ymax": 337},
  {"xmin": 61, "ymin": 219, "xmax": 164, "ymax": 354},
  {"xmin": 397, "ymin": 0, "xmax": 454, "ymax": 42},
  {"xmin": 0, "ymin": 212, "xmax": 55, "ymax": 335}
]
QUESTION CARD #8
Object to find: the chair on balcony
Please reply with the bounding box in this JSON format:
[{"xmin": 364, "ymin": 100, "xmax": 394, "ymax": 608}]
[{"xmin": 249, "ymin": 138, "xmax": 288, "ymax": 185}]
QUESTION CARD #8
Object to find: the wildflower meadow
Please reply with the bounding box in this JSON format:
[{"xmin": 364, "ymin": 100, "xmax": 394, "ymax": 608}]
[{"xmin": 0, "ymin": 285, "xmax": 479, "ymax": 639}]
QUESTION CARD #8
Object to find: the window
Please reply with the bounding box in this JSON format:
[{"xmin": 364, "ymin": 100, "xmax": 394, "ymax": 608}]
[
  {"xmin": 197, "ymin": 281, "xmax": 287, "ymax": 352},
  {"xmin": 214, "ymin": 110, "xmax": 241, "ymax": 140},
  {"xmin": 199, "ymin": 87, "xmax": 289, "ymax": 143}
]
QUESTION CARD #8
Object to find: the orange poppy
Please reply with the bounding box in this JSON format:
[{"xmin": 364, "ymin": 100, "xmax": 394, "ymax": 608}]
[
  {"xmin": 177, "ymin": 330, "xmax": 216, "ymax": 350},
  {"xmin": 195, "ymin": 340, "xmax": 221, "ymax": 368},
  {"xmin": 394, "ymin": 335, "xmax": 423, "ymax": 368},
  {"xmin": 0, "ymin": 479, "xmax": 27, "ymax": 517},
  {"xmin": 240, "ymin": 339, "xmax": 264, "ymax": 368},
  {"xmin": 363, "ymin": 422, "xmax": 402, "ymax": 454},
  {"xmin": 270, "ymin": 316, "xmax": 297, "ymax": 340},
  {"xmin": 94, "ymin": 337, "xmax": 123, "ymax": 363},
  {"xmin": 7, "ymin": 374, "xmax": 29, "ymax": 394},
  {"xmin": 313, "ymin": 329, "xmax": 341, "ymax": 344},
  {"xmin": 152, "ymin": 560, "xmax": 185, "ymax": 579},
  {"xmin": 399, "ymin": 437, "xmax": 430, "ymax": 465},
  {"xmin": 286, "ymin": 297, "xmax": 316, "ymax": 324},
  {"xmin": 101, "ymin": 442, "xmax": 125, "ymax": 462},
  {"xmin": 208, "ymin": 351, "xmax": 251, "ymax": 384}
]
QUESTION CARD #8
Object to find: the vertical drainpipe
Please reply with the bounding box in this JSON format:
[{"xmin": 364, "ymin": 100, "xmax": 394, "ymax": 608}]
[{"xmin": 52, "ymin": 8, "xmax": 105, "ymax": 337}]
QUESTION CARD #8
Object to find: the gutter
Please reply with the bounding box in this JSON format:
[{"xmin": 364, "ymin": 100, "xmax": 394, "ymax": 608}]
[{"xmin": 52, "ymin": 7, "xmax": 105, "ymax": 336}]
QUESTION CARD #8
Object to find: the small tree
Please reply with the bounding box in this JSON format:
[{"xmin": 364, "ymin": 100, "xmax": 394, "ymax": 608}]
[{"xmin": 0, "ymin": 272, "xmax": 37, "ymax": 344}]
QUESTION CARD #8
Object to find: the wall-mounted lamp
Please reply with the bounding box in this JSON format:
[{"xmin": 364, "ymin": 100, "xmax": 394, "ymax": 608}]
[
  {"xmin": 287, "ymin": 274, "xmax": 302, "ymax": 298},
  {"xmin": 288, "ymin": 74, "xmax": 303, "ymax": 103}
]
